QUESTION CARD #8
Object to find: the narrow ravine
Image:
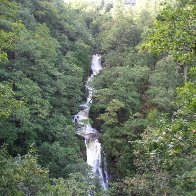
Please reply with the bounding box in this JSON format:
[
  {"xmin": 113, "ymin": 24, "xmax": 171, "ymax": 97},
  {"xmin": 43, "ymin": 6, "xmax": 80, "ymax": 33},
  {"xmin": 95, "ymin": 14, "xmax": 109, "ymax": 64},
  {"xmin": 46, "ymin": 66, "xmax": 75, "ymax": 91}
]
[{"xmin": 73, "ymin": 54, "xmax": 108, "ymax": 190}]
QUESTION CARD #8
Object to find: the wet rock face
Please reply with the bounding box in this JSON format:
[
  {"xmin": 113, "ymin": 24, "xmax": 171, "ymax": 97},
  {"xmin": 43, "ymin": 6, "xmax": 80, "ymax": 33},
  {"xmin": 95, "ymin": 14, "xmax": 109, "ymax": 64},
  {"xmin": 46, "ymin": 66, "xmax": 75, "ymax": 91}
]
[
  {"xmin": 79, "ymin": 104, "xmax": 88, "ymax": 110},
  {"xmin": 73, "ymin": 54, "xmax": 108, "ymax": 190},
  {"xmin": 73, "ymin": 54, "xmax": 103, "ymax": 140}
]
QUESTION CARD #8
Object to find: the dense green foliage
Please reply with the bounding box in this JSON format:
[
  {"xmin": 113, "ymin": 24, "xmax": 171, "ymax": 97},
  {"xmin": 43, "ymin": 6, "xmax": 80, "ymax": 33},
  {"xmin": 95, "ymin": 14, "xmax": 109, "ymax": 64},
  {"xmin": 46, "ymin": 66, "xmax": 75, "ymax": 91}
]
[
  {"xmin": 0, "ymin": 0, "xmax": 100, "ymax": 194},
  {"xmin": 0, "ymin": 146, "xmax": 102, "ymax": 195},
  {"xmin": 0, "ymin": 0, "xmax": 195, "ymax": 195},
  {"xmin": 89, "ymin": 0, "xmax": 195, "ymax": 195}
]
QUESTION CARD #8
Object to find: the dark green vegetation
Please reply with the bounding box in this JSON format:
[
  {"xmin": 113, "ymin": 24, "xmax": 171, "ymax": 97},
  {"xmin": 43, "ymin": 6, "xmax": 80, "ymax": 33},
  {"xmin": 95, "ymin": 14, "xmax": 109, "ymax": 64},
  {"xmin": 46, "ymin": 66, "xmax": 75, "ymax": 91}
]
[{"xmin": 0, "ymin": 0, "xmax": 195, "ymax": 195}]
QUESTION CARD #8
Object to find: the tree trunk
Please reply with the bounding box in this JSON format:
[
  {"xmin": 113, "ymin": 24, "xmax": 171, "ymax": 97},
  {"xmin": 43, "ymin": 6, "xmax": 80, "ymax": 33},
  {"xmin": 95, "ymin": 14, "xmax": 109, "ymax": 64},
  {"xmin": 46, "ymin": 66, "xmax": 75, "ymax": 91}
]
[{"xmin": 184, "ymin": 65, "xmax": 188, "ymax": 82}]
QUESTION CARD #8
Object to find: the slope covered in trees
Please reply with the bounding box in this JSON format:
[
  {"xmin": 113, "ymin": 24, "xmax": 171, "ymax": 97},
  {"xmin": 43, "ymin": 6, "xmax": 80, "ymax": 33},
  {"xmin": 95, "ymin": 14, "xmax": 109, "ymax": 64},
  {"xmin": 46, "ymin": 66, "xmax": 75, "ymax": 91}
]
[
  {"xmin": 0, "ymin": 0, "xmax": 195, "ymax": 195},
  {"xmin": 0, "ymin": 0, "xmax": 102, "ymax": 194}
]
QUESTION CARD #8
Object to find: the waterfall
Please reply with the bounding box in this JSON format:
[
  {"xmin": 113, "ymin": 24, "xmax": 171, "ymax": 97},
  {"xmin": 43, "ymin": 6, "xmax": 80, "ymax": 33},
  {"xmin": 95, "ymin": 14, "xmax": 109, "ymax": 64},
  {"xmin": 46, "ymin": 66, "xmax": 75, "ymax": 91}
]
[{"xmin": 73, "ymin": 54, "xmax": 108, "ymax": 190}]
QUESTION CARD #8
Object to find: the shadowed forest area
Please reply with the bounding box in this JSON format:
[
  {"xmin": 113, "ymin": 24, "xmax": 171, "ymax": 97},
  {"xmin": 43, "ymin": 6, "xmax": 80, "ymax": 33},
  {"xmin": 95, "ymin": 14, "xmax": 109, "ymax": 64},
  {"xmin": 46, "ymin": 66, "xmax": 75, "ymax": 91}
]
[{"xmin": 0, "ymin": 0, "xmax": 195, "ymax": 195}]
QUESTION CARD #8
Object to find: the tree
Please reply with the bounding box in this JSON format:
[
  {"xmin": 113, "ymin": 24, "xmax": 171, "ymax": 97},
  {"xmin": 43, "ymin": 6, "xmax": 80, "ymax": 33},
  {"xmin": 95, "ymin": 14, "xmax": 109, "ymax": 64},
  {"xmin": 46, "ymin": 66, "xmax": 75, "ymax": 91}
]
[
  {"xmin": 0, "ymin": 148, "xmax": 49, "ymax": 195},
  {"xmin": 0, "ymin": 83, "xmax": 23, "ymax": 120},
  {"xmin": 141, "ymin": 0, "xmax": 195, "ymax": 81},
  {"xmin": 0, "ymin": 0, "xmax": 93, "ymax": 177},
  {"xmin": 0, "ymin": 30, "xmax": 14, "ymax": 62},
  {"xmin": 147, "ymin": 56, "xmax": 181, "ymax": 112},
  {"xmin": 0, "ymin": 147, "xmax": 103, "ymax": 195},
  {"xmin": 116, "ymin": 68, "xmax": 196, "ymax": 195}
]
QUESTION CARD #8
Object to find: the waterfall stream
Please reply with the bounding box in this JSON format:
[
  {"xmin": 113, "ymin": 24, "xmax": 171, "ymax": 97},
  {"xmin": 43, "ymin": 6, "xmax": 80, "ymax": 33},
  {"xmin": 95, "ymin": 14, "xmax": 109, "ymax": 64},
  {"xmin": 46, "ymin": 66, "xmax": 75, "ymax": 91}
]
[{"xmin": 73, "ymin": 54, "xmax": 108, "ymax": 190}]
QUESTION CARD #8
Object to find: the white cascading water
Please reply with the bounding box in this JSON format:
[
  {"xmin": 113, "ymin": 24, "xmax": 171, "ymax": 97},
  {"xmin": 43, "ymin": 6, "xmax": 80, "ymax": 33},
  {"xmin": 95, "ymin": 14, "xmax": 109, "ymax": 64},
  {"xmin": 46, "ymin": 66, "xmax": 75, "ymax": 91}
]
[{"xmin": 73, "ymin": 54, "xmax": 108, "ymax": 190}]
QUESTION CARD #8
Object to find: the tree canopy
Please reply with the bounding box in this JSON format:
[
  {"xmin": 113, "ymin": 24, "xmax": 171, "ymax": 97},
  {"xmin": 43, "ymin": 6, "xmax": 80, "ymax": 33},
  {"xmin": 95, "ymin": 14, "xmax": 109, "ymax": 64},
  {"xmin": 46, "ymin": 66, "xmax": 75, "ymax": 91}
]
[{"xmin": 0, "ymin": 0, "xmax": 195, "ymax": 195}]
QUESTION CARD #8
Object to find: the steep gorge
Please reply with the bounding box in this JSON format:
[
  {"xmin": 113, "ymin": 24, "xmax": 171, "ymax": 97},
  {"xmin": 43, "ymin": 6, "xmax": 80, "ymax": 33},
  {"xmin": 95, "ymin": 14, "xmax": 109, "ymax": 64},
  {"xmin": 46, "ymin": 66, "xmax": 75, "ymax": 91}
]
[{"xmin": 74, "ymin": 54, "xmax": 109, "ymax": 190}]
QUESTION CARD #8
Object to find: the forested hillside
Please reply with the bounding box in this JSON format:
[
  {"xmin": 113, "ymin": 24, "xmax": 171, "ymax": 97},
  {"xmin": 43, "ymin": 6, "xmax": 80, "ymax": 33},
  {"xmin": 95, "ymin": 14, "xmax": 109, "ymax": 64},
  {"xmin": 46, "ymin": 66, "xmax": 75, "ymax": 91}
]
[{"xmin": 0, "ymin": 0, "xmax": 195, "ymax": 195}]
